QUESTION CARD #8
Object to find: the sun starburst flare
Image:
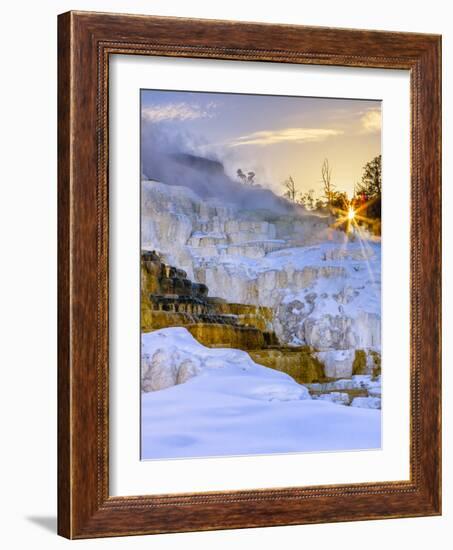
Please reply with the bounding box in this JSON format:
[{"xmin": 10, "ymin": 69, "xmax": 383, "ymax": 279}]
[
  {"xmin": 327, "ymin": 196, "xmax": 380, "ymax": 297},
  {"xmin": 329, "ymin": 195, "xmax": 379, "ymax": 236}
]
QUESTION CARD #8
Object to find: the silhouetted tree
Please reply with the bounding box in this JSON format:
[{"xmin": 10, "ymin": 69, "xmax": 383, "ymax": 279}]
[
  {"xmin": 358, "ymin": 154, "xmax": 381, "ymax": 197},
  {"xmin": 356, "ymin": 154, "xmax": 382, "ymax": 222},
  {"xmin": 330, "ymin": 191, "xmax": 348, "ymax": 211},
  {"xmin": 247, "ymin": 171, "xmax": 256, "ymax": 185},
  {"xmin": 299, "ymin": 189, "xmax": 315, "ymax": 210},
  {"xmin": 321, "ymin": 158, "xmax": 335, "ymax": 207},
  {"xmin": 236, "ymin": 168, "xmax": 247, "ymax": 184},
  {"xmin": 283, "ymin": 176, "xmax": 298, "ymax": 202},
  {"xmin": 314, "ymin": 198, "xmax": 326, "ymax": 210}
]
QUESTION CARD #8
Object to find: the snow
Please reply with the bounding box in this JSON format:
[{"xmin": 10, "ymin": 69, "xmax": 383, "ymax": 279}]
[
  {"xmin": 194, "ymin": 241, "xmax": 381, "ymax": 349},
  {"xmin": 351, "ymin": 396, "xmax": 382, "ymax": 410},
  {"xmin": 313, "ymin": 392, "xmax": 351, "ymax": 406},
  {"xmin": 307, "ymin": 375, "xmax": 381, "ymax": 393},
  {"xmin": 189, "ymin": 231, "xmax": 227, "ymax": 239},
  {"xmin": 141, "ymin": 328, "xmax": 381, "ymax": 459},
  {"xmin": 268, "ymin": 243, "xmax": 381, "ymax": 320},
  {"xmin": 315, "ymin": 349, "xmax": 356, "ymax": 378}
]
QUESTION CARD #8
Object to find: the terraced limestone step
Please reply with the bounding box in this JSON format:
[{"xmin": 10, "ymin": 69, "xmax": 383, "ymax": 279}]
[
  {"xmin": 187, "ymin": 323, "xmax": 265, "ymax": 350},
  {"xmin": 188, "ymin": 235, "xmax": 289, "ymax": 259},
  {"xmin": 141, "ymin": 251, "xmax": 280, "ymax": 352},
  {"xmin": 248, "ymin": 348, "xmax": 327, "ymax": 384}
]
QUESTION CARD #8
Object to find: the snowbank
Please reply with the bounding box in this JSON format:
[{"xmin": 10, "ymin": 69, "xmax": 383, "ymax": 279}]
[
  {"xmin": 141, "ymin": 328, "xmax": 381, "ymax": 459},
  {"xmin": 141, "ymin": 327, "xmax": 311, "ymax": 399}
]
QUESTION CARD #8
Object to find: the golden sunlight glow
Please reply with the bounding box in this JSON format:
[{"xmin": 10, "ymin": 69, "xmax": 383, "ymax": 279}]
[{"xmin": 330, "ymin": 196, "xmax": 378, "ymax": 237}]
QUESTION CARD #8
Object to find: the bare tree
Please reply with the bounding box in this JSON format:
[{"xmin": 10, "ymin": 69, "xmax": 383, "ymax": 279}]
[
  {"xmin": 247, "ymin": 171, "xmax": 256, "ymax": 185},
  {"xmin": 283, "ymin": 176, "xmax": 298, "ymax": 202},
  {"xmin": 321, "ymin": 158, "xmax": 335, "ymax": 207}
]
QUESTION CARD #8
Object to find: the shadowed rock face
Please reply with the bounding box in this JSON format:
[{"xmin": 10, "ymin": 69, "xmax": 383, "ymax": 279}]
[{"xmin": 170, "ymin": 153, "xmax": 225, "ymax": 176}]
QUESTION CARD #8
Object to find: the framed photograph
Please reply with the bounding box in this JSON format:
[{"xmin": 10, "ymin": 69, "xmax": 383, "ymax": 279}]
[{"xmin": 58, "ymin": 11, "xmax": 441, "ymax": 539}]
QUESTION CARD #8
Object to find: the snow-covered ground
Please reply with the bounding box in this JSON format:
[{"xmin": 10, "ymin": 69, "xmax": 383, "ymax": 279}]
[{"xmin": 141, "ymin": 328, "xmax": 381, "ymax": 459}]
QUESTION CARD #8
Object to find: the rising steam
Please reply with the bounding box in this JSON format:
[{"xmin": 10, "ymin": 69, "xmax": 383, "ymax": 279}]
[{"xmin": 141, "ymin": 124, "xmax": 303, "ymax": 216}]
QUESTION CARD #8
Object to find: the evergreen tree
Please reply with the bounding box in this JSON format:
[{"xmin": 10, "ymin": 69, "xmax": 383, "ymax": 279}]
[
  {"xmin": 356, "ymin": 154, "xmax": 382, "ymax": 228},
  {"xmin": 358, "ymin": 154, "xmax": 381, "ymax": 198}
]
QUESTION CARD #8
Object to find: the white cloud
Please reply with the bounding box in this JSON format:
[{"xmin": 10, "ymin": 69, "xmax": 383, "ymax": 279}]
[
  {"xmin": 142, "ymin": 102, "xmax": 216, "ymax": 122},
  {"xmin": 228, "ymin": 127, "xmax": 343, "ymax": 147},
  {"xmin": 360, "ymin": 109, "xmax": 381, "ymax": 133}
]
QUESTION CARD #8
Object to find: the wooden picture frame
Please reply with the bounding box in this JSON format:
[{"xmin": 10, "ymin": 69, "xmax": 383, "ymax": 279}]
[{"xmin": 58, "ymin": 10, "xmax": 441, "ymax": 539}]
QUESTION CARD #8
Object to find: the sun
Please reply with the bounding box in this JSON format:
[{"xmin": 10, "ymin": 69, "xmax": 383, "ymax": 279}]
[
  {"xmin": 347, "ymin": 206, "xmax": 356, "ymax": 221},
  {"xmin": 329, "ymin": 196, "xmax": 378, "ymax": 234}
]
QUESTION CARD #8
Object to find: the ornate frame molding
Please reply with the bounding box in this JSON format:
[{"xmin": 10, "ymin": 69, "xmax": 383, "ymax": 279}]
[{"xmin": 58, "ymin": 11, "xmax": 441, "ymax": 538}]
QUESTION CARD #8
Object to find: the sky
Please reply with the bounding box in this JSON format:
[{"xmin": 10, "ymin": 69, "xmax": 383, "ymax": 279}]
[{"xmin": 141, "ymin": 89, "xmax": 381, "ymax": 198}]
